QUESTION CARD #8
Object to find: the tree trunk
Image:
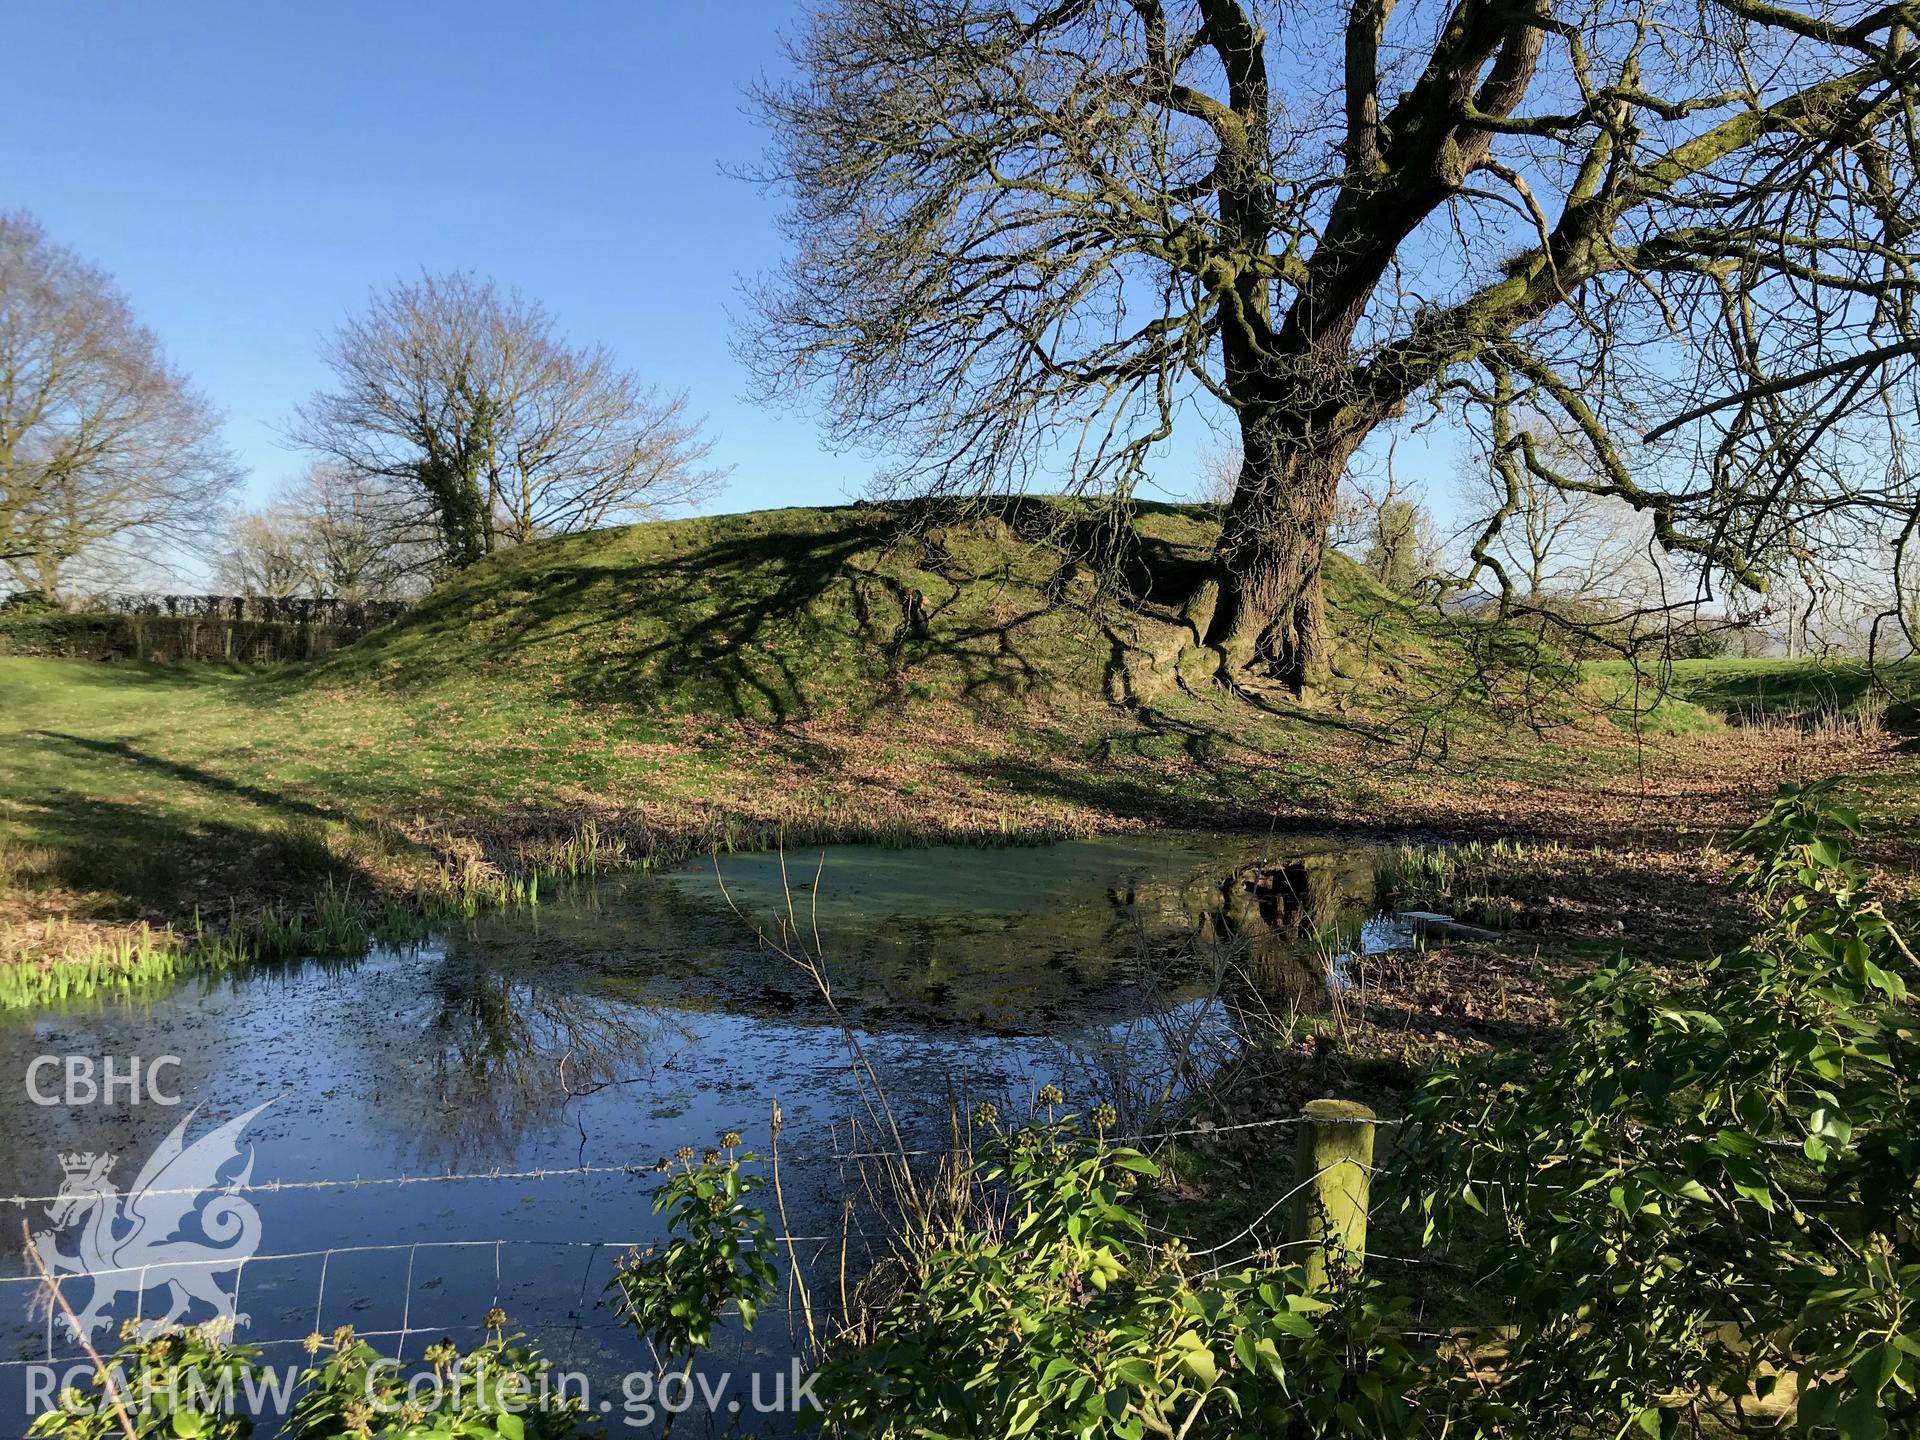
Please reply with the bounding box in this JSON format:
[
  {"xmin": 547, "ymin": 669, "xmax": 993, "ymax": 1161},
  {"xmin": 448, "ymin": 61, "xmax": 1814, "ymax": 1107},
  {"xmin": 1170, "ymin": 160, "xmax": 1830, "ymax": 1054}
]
[
  {"xmin": 419, "ymin": 392, "xmax": 496, "ymax": 570},
  {"xmin": 1195, "ymin": 418, "xmax": 1362, "ymax": 693},
  {"xmin": 421, "ymin": 452, "xmax": 489, "ymax": 570}
]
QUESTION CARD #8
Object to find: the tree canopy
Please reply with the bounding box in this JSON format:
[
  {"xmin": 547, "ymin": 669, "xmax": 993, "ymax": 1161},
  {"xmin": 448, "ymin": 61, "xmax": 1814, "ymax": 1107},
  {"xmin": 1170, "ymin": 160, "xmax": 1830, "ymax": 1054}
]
[
  {"xmin": 0, "ymin": 213, "xmax": 239, "ymax": 597},
  {"xmin": 216, "ymin": 464, "xmax": 434, "ymax": 601},
  {"xmin": 750, "ymin": 0, "xmax": 1920, "ymax": 689},
  {"xmin": 295, "ymin": 272, "xmax": 723, "ymax": 572}
]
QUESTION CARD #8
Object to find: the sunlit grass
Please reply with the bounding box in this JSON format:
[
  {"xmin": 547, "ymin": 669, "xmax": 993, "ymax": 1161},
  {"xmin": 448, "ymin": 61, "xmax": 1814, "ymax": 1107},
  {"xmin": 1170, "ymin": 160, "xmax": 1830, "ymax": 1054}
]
[
  {"xmin": 2, "ymin": 861, "xmax": 550, "ymax": 1009},
  {"xmin": 4, "ymin": 503, "xmax": 1909, "ymax": 1003},
  {"xmin": 1587, "ymin": 655, "xmax": 1918, "ymax": 732}
]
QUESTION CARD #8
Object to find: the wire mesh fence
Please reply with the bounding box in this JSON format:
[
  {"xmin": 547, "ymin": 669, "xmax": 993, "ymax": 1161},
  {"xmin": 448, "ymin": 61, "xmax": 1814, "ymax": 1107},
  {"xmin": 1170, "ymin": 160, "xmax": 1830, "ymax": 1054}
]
[{"xmin": 1, "ymin": 1107, "xmax": 1412, "ymax": 1375}]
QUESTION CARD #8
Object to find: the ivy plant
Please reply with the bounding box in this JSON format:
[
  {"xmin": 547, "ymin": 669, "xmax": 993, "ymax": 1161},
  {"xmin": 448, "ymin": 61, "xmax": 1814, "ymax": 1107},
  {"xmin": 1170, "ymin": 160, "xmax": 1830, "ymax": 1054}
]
[
  {"xmin": 284, "ymin": 1313, "xmax": 595, "ymax": 1439},
  {"xmin": 27, "ymin": 1323, "xmax": 261, "ymax": 1440}
]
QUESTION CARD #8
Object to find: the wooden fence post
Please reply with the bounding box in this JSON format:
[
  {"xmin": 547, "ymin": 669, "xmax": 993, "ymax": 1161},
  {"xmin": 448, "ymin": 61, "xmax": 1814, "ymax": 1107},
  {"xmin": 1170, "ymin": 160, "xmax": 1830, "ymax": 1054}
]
[{"xmin": 1291, "ymin": 1098, "xmax": 1376, "ymax": 1289}]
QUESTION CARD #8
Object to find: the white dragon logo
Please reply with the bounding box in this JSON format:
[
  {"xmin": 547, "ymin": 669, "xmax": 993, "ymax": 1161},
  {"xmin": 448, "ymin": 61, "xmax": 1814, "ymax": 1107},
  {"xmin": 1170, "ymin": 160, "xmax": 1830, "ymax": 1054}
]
[{"xmin": 31, "ymin": 1102, "xmax": 269, "ymax": 1340}]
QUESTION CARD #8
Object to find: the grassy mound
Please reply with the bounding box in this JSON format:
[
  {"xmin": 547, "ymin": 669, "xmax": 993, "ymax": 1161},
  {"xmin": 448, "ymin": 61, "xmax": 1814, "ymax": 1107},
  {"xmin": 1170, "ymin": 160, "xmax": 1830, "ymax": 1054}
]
[
  {"xmin": 8, "ymin": 499, "xmax": 1898, "ymax": 991},
  {"xmin": 317, "ymin": 498, "xmax": 1546, "ymax": 727}
]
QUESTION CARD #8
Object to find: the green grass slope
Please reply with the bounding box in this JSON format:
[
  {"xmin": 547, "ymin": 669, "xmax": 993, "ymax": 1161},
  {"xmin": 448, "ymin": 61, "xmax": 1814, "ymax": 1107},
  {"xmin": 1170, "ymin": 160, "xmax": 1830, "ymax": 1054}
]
[
  {"xmin": 1658, "ymin": 656, "xmax": 1918, "ymax": 724},
  {"xmin": 7, "ymin": 500, "xmax": 1866, "ymax": 964},
  {"xmin": 317, "ymin": 498, "xmax": 1539, "ymax": 727},
  {"xmin": 318, "ymin": 500, "xmax": 1133, "ymax": 719},
  {"xmin": 1586, "ymin": 655, "xmax": 1919, "ymax": 737}
]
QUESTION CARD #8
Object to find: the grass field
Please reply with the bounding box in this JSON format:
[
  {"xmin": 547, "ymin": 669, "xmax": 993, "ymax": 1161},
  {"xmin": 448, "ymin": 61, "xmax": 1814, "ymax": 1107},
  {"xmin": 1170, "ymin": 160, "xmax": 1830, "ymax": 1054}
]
[
  {"xmin": 1590, "ymin": 654, "xmax": 1917, "ymax": 725},
  {"xmin": 2, "ymin": 500, "xmax": 1912, "ymax": 988}
]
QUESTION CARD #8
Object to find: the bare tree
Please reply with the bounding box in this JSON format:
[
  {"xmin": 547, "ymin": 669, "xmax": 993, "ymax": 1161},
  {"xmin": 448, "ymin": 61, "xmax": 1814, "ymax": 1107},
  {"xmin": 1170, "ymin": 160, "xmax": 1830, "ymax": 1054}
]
[
  {"xmin": 1198, "ymin": 441, "xmax": 1241, "ymax": 507},
  {"xmin": 0, "ymin": 213, "xmax": 240, "ymax": 597},
  {"xmin": 1460, "ymin": 416, "xmax": 1654, "ymax": 607},
  {"xmin": 1362, "ymin": 495, "xmax": 1442, "ymax": 595},
  {"xmin": 750, "ymin": 0, "xmax": 1920, "ymax": 692},
  {"xmin": 214, "ymin": 505, "xmax": 311, "ymax": 597},
  {"xmin": 294, "ymin": 272, "xmax": 724, "ymax": 570},
  {"xmin": 489, "ymin": 375, "xmax": 720, "ymax": 546},
  {"xmin": 285, "ymin": 463, "xmax": 436, "ymax": 599},
  {"xmin": 218, "ymin": 464, "xmax": 435, "ymax": 600}
]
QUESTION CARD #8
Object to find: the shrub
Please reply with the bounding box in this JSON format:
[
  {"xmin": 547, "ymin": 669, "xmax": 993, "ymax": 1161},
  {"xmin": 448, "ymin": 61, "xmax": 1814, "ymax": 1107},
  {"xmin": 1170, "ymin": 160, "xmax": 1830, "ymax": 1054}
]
[
  {"xmin": 24, "ymin": 1316, "xmax": 594, "ymax": 1440},
  {"xmin": 27, "ymin": 1323, "xmax": 260, "ymax": 1440},
  {"xmin": 1401, "ymin": 779, "xmax": 1919, "ymax": 1437},
  {"xmin": 608, "ymin": 1135, "xmax": 779, "ymax": 1370},
  {"xmin": 285, "ymin": 1318, "xmax": 592, "ymax": 1439},
  {"xmin": 0, "ymin": 606, "xmax": 118, "ymax": 657},
  {"xmin": 814, "ymin": 1113, "xmax": 1421, "ymax": 1438}
]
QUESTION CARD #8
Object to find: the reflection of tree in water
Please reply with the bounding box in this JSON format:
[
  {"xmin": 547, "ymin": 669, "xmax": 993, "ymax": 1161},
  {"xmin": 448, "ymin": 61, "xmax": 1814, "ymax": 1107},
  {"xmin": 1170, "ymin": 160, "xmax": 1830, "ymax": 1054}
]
[
  {"xmin": 770, "ymin": 849, "xmax": 1378, "ymax": 1028},
  {"xmin": 721, "ymin": 895, "xmax": 1203, "ymax": 1032},
  {"xmin": 367, "ymin": 844, "xmax": 1382, "ymax": 1165},
  {"xmin": 1063, "ymin": 856, "xmax": 1373, "ymax": 1131},
  {"xmin": 403, "ymin": 953, "xmax": 695, "ymax": 1168},
  {"xmin": 1203, "ymin": 853, "xmax": 1374, "ymax": 1004}
]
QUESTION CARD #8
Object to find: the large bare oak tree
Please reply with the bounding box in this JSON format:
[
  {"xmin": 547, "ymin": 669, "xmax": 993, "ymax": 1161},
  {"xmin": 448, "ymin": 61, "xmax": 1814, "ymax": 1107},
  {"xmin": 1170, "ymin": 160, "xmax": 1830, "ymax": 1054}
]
[
  {"xmin": 0, "ymin": 213, "xmax": 239, "ymax": 597},
  {"xmin": 295, "ymin": 272, "xmax": 724, "ymax": 571},
  {"xmin": 749, "ymin": 0, "xmax": 1920, "ymax": 690}
]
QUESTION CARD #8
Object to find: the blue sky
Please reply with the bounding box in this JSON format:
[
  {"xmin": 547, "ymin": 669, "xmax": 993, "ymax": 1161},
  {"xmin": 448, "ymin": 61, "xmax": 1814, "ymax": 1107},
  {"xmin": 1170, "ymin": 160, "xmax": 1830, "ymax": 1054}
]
[
  {"xmin": 7, "ymin": 0, "xmax": 1486, "ymax": 551},
  {"xmin": 4, "ymin": 0, "xmax": 1244, "ymax": 524},
  {"xmin": 0, "ymin": 3, "xmax": 829, "ymax": 514}
]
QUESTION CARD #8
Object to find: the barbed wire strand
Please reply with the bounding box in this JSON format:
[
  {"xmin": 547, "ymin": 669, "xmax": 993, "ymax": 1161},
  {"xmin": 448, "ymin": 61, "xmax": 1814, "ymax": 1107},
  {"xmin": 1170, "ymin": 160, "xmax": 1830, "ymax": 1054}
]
[
  {"xmin": 3, "ymin": 1162, "xmax": 664, "ymax": 1211},
  {"xmin": 3, "ymin": 1112, "xmax": 1406, "ymax": 1210},
  {"xmin": 1, "ymin": 1235, "xmax": 839, "ymax": 1292},
  {"xmin": 831, "ymin": 1109, "xmax": 1403, "ymax": 1163}
]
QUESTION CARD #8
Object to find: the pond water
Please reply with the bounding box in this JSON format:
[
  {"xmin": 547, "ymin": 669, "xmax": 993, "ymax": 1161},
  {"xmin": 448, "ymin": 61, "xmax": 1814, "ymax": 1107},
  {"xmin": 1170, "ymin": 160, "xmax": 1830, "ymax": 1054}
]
[{"xmin": 0, "ymin": 833, "xmax": 1390, "ymax": 1433}]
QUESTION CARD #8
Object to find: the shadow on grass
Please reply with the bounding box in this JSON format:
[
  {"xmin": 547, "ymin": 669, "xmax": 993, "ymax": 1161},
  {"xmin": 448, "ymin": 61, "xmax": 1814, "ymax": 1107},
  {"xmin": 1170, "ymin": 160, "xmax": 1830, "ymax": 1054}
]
[
  {"xmin": 955, "ymin": 701, "xmax": 1348, "ymax": 827},
  {"xmin": 309, "ymin": 502, "xmax": 1224, "ymax": 726},
  {"xmin": 6, "ymin": 784, "xmax": 379, "ymax": 917},
  {"xmin": 34, "ymin": 732, "xmax": 338, "ymax": 821},
  {"xmin": 1660, "ymin": 657, "xmax": 1919, "ymax": 726}
]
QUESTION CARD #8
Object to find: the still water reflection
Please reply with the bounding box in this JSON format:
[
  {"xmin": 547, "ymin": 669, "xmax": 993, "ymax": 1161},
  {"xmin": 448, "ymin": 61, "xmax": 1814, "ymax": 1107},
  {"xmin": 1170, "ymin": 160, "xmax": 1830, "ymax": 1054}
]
[{"xmin": 0, "ymin": 833, "xmax": 1387, "ymax": 1431}]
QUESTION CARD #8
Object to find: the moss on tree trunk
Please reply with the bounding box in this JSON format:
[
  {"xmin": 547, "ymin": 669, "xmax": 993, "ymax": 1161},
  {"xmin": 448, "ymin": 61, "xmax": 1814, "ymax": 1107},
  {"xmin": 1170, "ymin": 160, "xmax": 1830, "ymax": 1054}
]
[{"xmin": 1196, "ymin": 418, "xmax": 1361, "ymax": 694}]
